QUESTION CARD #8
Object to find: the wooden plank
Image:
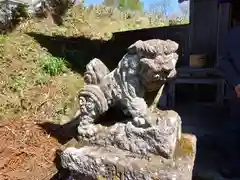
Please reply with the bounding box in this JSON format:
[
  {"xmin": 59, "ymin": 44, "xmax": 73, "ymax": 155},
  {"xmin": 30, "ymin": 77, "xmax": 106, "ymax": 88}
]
[
  {"xmin": 167, "ymin": 77, "xmax": 225, "ymax": 108},
  {"xmin": 177, "ymin": 67, "xmax": 222, "ymax": 77},
  {"xmin": 173, "ymin": 78, "xmax": 224, "ymax": 84}
]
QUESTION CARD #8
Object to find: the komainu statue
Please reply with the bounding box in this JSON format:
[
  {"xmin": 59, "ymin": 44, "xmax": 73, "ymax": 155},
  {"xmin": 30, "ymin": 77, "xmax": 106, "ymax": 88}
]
[
  {"xmin": 59, "ymin": 39, "xmax": 197, "ymax": 180},
  {"xmin": 76, "ymin": 39, "xmax": 179, "ymax": 137}
]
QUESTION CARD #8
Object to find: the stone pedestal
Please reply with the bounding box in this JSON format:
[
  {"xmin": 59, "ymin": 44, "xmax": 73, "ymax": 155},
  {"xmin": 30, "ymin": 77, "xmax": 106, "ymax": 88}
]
[{"xmin": 60, "ymin": 134, "xmax": 196, "ymax": 180}]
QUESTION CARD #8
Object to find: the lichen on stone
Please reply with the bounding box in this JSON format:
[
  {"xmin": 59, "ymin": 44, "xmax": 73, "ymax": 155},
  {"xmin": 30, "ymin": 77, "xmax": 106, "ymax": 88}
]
[{"xmin": 175, "ymin": 134, "xmax": 196, "ymax": 158}]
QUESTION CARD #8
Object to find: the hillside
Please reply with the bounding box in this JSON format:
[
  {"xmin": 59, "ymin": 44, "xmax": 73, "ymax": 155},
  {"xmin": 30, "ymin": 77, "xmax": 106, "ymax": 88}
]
[{"xmin": 0, "ymin": 3, "xmax": 187, "ymax": 180}]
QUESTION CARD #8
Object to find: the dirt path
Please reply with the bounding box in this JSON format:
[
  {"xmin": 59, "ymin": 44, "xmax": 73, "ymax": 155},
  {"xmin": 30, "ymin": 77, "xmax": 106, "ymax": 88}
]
[{"xmin": 0, "ymin": 119, "xmax": 62, "ymax": 180}]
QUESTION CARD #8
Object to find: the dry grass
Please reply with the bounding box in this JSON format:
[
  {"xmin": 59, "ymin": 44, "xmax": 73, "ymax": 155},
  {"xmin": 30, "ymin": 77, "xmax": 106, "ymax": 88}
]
[
  {"xmin": 0, "ymin": 31, "xmax": 83, "ymax": 122},
  {"xmin": 0, "ymin": 3, "xmax": 188, "ymax": 179}
]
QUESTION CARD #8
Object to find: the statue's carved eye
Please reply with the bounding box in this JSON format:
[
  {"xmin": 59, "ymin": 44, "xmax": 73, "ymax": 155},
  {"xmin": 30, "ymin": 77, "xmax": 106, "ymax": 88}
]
[{"xmin": 79, "ymin": 97, "xmax": 86, "ymax": 104}]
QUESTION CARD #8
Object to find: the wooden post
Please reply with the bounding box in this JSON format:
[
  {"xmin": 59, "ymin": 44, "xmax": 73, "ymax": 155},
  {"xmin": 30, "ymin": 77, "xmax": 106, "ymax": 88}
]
[
  {"xmin": 188, "ymin": 0, "xmax": 194, "ymax": 55},
  {"xmin": 216, "ymin": 2, "xmax": 231, "ymax": 67}
]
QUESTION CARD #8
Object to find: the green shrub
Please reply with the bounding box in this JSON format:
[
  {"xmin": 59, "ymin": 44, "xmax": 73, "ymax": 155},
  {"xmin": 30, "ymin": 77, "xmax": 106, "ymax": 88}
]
[{"xmin": 40, "ymin": 55, "xmax": 68, "ymax": 76}]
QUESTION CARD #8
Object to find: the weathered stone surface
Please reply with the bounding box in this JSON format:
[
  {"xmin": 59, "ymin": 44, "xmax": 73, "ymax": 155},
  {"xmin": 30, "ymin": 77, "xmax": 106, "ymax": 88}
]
[
  {"xmin": 60, "ymin": 134, "xmax": 196, "ymax": 180},
  {"xmin": 84, "ymin": 58, "xmax": 110, "ymax": 85},
  {"xmin": 74, "ymin": 39, "xmax": 179, "ymax": 138},
  {"xmin": 77, "ymin": 110, "xmax": 181, "ymax": 159}
]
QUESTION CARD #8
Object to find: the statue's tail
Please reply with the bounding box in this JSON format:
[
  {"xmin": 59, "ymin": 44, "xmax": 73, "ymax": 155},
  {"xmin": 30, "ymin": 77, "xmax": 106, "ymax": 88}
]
[{"xmin": 84, "ymin": 58, "xmax": 110, "ymax": 85}]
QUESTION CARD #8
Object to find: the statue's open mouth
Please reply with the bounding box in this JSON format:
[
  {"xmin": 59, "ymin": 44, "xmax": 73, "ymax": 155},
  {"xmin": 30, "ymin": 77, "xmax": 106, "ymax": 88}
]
[
  {"xmin": 141, "ymin": 79, "xmax": 165, "ymax": 92},
  {"xmin": 140, "ymin": 69, "xmax": 177, "ymax": 92}
]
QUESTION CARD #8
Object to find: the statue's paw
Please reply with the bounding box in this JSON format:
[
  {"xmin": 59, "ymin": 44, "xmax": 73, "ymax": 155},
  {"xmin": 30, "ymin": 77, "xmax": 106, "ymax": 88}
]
[{"xmin": 133, "ymin": 117, "xmax": 151, "ymax": 128}]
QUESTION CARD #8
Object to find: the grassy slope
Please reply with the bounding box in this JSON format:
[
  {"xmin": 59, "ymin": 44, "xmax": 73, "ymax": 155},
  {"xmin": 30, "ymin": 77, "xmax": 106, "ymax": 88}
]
[{"xmin": 0, "ymin": 30, "xmax": 83, "ymax": 123}]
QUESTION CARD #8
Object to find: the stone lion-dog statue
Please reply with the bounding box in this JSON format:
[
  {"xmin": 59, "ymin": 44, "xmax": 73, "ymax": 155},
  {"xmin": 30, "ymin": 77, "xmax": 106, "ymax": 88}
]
[{"xmin": 75, "ymin": 39, "xmax": 179, "ymax": 137}]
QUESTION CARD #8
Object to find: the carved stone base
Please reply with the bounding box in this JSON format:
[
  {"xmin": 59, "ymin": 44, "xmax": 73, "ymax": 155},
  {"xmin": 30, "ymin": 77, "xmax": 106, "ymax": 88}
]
[
  {"xmin": 77, "ymin": 110, "xmax": 181, "ymax": 159},
  {"xmin": 59, "ymin": 134, "xmax": 196, "ymax": 180}
]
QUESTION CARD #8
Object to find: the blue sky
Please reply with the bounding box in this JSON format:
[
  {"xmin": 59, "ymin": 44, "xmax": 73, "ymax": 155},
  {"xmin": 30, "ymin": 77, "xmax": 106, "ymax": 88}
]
[{"xmin": 84, "ymin": 0, "xmax": 182, "ymax": 15}]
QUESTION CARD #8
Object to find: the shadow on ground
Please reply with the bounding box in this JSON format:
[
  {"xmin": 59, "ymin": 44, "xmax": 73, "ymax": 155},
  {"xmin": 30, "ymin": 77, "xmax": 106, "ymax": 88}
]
[
  {"xmin": 28, "ymin": 32, "xmax": 110, "ymax": 75},
  {"xmin": 174, "ymin": 103, "xmax": 233, "ymax": 179},
  {"xmin": 27, "ymin": 32, "xmax": 128, "ymax": 75},
  {"xmin": 38, "ymin": 117, "xmax": 79, "ymax": 145},
  {"xmin": 39, "ymin": 105, "xmax": 129, "ymax": 145}
]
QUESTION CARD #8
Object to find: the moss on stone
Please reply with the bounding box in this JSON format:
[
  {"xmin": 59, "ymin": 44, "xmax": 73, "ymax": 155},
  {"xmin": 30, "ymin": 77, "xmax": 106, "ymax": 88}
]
[
  {"xmin": 97, "ymin": 176, "xmax": 121, "ymax": 180},
  {"xmin": 175, "ymin": 134, "xmax": 196, "ymax": 158}
]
